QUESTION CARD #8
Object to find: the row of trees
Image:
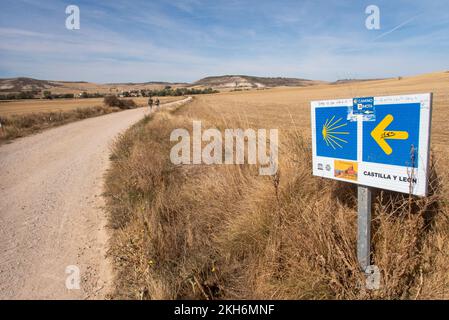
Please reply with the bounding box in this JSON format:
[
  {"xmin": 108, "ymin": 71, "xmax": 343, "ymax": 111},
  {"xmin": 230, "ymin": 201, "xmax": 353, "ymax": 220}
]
[
  {"xmin": 43, "ymin": 91, "xmax": 104, "ymax": 99},
  {"xmin": 0, "ymin": 86, "xmax": 218, "ymax": 101},
  {"xmin": 0, "ymin": 90, "xmax": 105, "ymax": 100},
  {"xmin": 43, "ymin": 91, "xmax": 75, "ymax": 99},
  {"xmin": 0, "ymin": 91, "xmax": 39, "ymax": 100},
  {"xmin": 139, "ymin": 87, "xmax": 218, "ymax": 97}
]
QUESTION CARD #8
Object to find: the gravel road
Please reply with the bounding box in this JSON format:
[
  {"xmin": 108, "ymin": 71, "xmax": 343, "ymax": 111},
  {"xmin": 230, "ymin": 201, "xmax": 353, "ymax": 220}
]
[{"xmin": 0, "ymin": 98, "xmax": 190, "ymax": 299}]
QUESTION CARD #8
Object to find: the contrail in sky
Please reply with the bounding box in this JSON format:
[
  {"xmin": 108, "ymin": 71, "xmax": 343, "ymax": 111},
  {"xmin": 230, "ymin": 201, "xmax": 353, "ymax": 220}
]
[{"xmin": 374, "ymin": 14, "xmax": 421, "ymax": 41}]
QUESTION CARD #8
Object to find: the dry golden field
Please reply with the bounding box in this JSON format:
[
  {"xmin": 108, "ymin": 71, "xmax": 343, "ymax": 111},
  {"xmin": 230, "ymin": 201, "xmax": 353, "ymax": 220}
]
[
  {"xmin": 105, "ymin": 71, "xmax": 449, "ymax": 300},
  {"xmin": 178, "ymin": 71, "xmax": 449, "ymax": 152},
  {"xmin": 0, "ymin": 96, "xmax": 182, "ymax": 116},
  {"xmin": 178, "ymin": 71, "xmax": 449, "ymax": 188}
]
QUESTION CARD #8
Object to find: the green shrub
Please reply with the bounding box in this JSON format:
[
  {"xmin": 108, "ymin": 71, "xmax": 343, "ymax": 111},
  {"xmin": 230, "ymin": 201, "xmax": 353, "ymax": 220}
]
[{"xmin": 104, "ymin": 95, "xmax": 137, "ymax": 110}]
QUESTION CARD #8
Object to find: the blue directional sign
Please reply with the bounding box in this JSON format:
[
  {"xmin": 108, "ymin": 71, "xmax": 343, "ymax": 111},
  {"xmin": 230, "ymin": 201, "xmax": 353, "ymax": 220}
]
[
  {"xmin": 363, "ymin": 103, "xmax": 420, "ymax": 168},
  {"xmin": 311, "ymin": 94, "xmax": 432, "ymax": 196}
]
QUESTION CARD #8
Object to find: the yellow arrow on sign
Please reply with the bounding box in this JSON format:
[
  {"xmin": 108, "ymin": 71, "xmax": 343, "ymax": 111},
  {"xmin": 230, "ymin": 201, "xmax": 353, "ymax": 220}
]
[{"xmin": 371, "ymin": 114, "xmax": 409, "ymax": 155}]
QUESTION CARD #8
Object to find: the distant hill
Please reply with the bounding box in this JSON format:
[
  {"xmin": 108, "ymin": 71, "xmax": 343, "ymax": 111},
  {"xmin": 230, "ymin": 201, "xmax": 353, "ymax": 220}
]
[
  {"xmin": 331, "ymin": 78, "xmax": 390, "ymax": 85},
  {"xmin": 194, "ymin": 75, "xmax": 325, "ymax": 89},
  {"xmin": 0, "ymin": 77, "xmax": 62, "ymax": 92},
  {"xmin": 107, "ymin": 81, "xmax": 188, "ymax": 86},
  {"xmin": 0, "ymin": 75, "xmax": 325, "ymax": 94},
  {"xmin": 0, "ymin": 78, "xmax": 187, "ymax": 94}
]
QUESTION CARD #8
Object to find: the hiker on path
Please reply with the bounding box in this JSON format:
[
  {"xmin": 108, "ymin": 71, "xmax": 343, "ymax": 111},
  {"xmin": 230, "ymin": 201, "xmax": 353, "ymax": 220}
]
[
  {"xmin": 155, "ymin": 98, "xmax": 160, "ymax": 110},
  {"xmin": 148, "ymin": 97, "xmax": 154, "ymax": 111}
]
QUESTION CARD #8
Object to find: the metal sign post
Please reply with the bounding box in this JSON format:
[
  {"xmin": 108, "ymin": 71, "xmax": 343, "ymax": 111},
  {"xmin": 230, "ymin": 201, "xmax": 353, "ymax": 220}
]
[{"xmin": 357, "ymin": 185, "xmax": 372, "ymax": 271}]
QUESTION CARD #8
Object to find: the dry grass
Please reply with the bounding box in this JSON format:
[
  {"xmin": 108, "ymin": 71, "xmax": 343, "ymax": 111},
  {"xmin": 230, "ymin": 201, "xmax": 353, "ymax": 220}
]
[
  {"xmin": 0, "ymin": 105, "xmax": 122, "ymax": 142},
  {"xmin": 105, "ymin": 71, "xmax": 449, "ymax": 300}
]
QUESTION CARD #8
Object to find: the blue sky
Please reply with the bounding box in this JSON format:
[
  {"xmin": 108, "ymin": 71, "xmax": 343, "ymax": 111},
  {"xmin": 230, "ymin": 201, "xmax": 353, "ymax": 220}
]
[{"xmin": 0, "ymin": 0, "xmax": 448, "ymax": 83}]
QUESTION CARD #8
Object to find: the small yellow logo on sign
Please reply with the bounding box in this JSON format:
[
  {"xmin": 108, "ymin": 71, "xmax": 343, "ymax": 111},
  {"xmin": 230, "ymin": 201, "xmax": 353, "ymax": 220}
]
[{"xmin": 334, "ymin": 160, "xmax": 358, "ymax": 181}]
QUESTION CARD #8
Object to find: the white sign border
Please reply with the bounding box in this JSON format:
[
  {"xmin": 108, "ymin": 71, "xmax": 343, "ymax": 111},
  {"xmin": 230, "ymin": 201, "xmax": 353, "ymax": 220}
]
[{"xmin": 311, "ymin": 93, "xmax": 432, "ymax": 196}]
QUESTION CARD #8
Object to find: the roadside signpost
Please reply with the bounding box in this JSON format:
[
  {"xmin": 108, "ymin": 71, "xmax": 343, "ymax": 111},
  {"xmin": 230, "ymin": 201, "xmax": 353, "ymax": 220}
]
[{"xmin": 311, "ymin": 93, "xmax": 432, "ymax": 271}]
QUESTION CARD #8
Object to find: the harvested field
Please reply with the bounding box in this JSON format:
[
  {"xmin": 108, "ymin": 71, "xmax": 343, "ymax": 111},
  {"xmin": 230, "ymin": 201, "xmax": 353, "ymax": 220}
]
[{"xmin": 0, "ymin": 96, "xmax": 183, "ymax": 116}]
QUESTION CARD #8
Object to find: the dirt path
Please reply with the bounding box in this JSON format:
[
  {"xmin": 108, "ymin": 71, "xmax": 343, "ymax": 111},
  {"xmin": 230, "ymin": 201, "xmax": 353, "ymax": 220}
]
[{"xmin": 0, "ymin": 98, "xmax": 191, "ymax": 299}]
